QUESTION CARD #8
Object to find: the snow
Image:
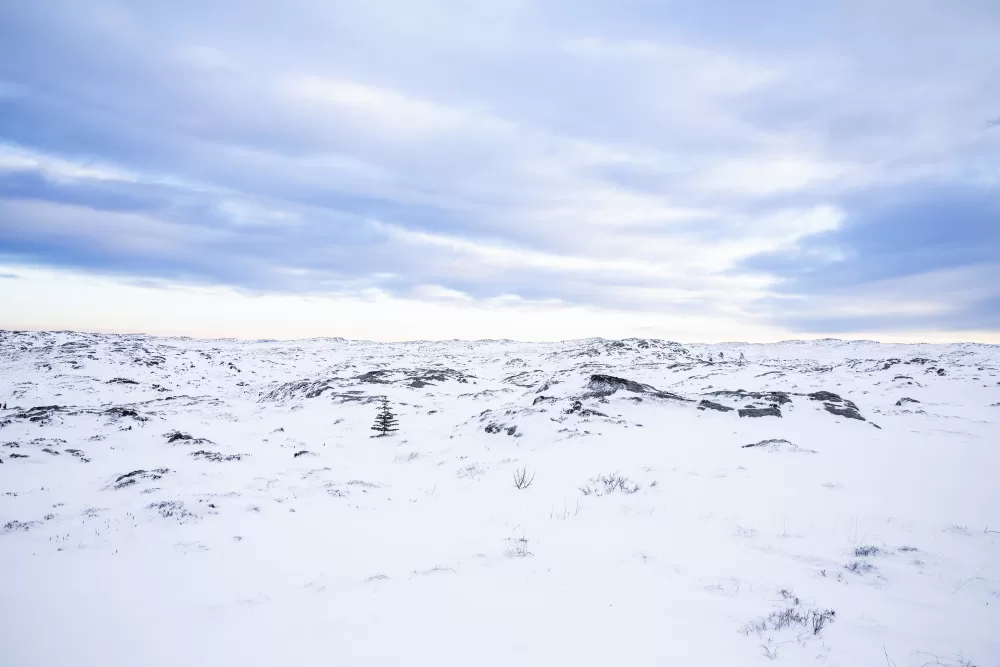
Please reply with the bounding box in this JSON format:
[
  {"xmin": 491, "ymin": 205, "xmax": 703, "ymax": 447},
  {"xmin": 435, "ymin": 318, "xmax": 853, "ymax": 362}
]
[{"xmin": 1, "ymin": 331, "xmax": 998, "ymax": 666}]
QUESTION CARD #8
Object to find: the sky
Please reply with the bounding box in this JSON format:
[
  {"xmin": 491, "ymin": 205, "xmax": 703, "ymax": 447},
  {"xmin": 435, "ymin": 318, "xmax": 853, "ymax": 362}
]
[{"xmin": 0, "ymin": 0, "xmax": 998, "ymax": 343}]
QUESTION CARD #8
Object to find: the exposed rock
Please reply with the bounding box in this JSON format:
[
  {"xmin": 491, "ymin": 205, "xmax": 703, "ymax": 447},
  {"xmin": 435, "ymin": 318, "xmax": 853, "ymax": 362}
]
[
  {"xmin": 738, "ymin": 406, "xmax": 782, "ymax": 418},
  {"xmin": 895, "ymin": 397, "xmax": 920, "ymax": 407},
  {"xmin": 106, "ymin": 377, "xmax": 139, "ymax": 385},
  {"xmin": 13, "ymin": 405, "xmax": 66, "ymax": 424},
  {"xmin": 823, "ymin": 403, "xmax": 865, "ymax": 421},
  {"xmin": 585, "ymin": 374, "xmax": 687, "ymax": 401},
  {"xmin": 484, "ymin": 422, "xmax": 519, "ymax": 435},
  {"xmin": 743, "ymin": 438, "xmax": 791, "ymax": 448},
  {"xmin": 807, "ymin": 391, "xmax": 844, "ymax": 403},
  {"xmin": 697, "ymin": 400, "xmax": 734, "ymax": 412},
  {"xmin": 708, "ymin": 389, "xmax": 791, "ymax": 405},
  {"xmin": 564, "ymin": 400, "xmax": 608, "ymax": 418},
  {"xmin": 106, "ymin": 406, "xmax": 148, "ymax": 421}
]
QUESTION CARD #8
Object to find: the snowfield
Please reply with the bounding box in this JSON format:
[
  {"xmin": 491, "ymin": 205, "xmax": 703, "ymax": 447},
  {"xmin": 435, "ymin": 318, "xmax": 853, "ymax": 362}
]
[{"xmin": 1, "ymin": 330, "xmax": 998, "ymax": 666}]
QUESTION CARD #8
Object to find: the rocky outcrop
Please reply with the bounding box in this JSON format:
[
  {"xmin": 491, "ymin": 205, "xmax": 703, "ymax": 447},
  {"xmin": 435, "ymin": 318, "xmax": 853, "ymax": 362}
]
[
  {"xmin": 697, "ymin": 400, "xmax": 734, "ymax": 412},
  {"xmin": 738, "ymin": 406, "xmax": 782, "ymax": 418},
  {"xmin": 809, "ymin": 391, "xmax": 865, "ymax": 421},
  {"xmin": 585, "ymin": 374, "xmax": 687, "ymax": 401},
  {"xmin": 707, "ymin": 390, "xmax": 791, "ymax": 405}
]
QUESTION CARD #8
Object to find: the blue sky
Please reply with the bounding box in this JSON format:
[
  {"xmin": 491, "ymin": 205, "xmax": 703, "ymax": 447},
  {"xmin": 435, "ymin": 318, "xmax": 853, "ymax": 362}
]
[{"xmin": 0, "ymin": 0, "xmax": 998, "ymax": 341}]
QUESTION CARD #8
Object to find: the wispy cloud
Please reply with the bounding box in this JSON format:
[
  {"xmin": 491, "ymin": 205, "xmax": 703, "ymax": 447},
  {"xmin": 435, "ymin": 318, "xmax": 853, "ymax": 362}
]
[{"xmin": 0, "ymin": 0, "xmax": 998, "ymax": 339}]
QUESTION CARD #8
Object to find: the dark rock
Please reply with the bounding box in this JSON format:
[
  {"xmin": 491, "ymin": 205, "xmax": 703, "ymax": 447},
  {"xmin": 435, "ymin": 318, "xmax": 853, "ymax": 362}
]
[
  {"xmin": 895, "ymin": 397, "xmax": 920, "ymax": 407},
  {"xmin": 823, "ymin": 403, "xmax": 865, "ymax": 421},
  {"xmin": 742, "ymin": 438, "xmax": 792, "ymax": 449},
  {"xmin": 738, "ymin": 406, "xmax": 782, "ymax": 418},
  {"xmin": 564, "ymin": 400, "xmax": 608, "ymax": 418},
  {"xmin": 697, "ymin": 400, "xmax": 734, "ymax": 412},
  {"xmin": 106, "ymin": 377, "xmax": 139, "ymax": 385},
  {"xmin": 585, "ymin": 375, "xmax": 688, "ymax": 401},
  {"xmin": 292, "ymin": 450, "xmax": 312, "ymax": 458},
  {"xmin": 13, "ymin": 405, "xmax": 65, "ymax": 424},
  {"xmin": 355, "ymin": 370, "xmax": 392, "ymax": 384},
  {"xmin": 106, "ymin": 406, "xmax": 148, "ymax": 421},
  {"xmin": 165, "ymin": 430, "xmax": 213, "ymax": 446},
  {"xmin": 708, "ymin": 389, "xmax": 791, "ymax": 405},
  {"xmin": 807, "ymin": 391, "xmax": 843, "ymax": 403},
  {"xmin": 484, "ymin": 422, "xmax": 519, "ymax": 435},
  {"xmin": 936, "ymin": 368, "xmax": 946, "ymax": 376}
]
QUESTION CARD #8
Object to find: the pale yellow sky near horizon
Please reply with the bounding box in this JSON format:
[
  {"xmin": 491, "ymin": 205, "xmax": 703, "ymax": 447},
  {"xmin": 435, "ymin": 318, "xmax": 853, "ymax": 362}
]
[{"xmin": 2, "ymin": 264, "xmax": 998, "ymax": 345}]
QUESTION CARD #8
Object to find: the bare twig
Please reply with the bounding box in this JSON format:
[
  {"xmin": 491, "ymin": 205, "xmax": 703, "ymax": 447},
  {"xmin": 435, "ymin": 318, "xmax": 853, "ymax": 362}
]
[
  {"xmin": 953, "ymin": 568, "xmax": 983, "ymax": 593},
  {"xmin": 512, "ymin": 466, "xmax": 535, "ymax": 490},
  {"xmin": 883, "ymin": 638, "xmax": 897, "ymax": 667}
]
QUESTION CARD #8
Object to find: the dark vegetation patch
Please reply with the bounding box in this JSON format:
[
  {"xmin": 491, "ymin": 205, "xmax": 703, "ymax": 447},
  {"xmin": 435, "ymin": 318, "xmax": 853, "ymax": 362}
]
[
  {"xmin": 3, "ymin": 520, "xmax": 39, "ymax": 533},
  {"xmin": 740, "ymin": 590, "xmax": 836, "ymax": 639},
  {"xmin": 854, "ymin": 545, "xmax": 883, "ymax": 557},
  {"xmin": 580, "ymin": 472, "xmax": 641, "ymax": 496},
  {"xmin": 112, "ymin": 468, "xmax": 170, "ymax": 490},
  {"xmin": 147, "ymin": 500, "xmax": 195, "ymax": 521},
  {"xmin": 165, "ymin": 431, "xmax": 213, "ymax": 446},
  {"xmin": 191, "ymin": 450, "xmax": 244, "ymax": 462},
  {"xmin": 845, "ymin": 560, "xmax": 876, "ymax": 574}
]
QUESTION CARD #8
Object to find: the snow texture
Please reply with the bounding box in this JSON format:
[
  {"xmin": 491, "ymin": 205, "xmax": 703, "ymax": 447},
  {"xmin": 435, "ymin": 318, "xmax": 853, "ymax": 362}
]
[{"xmin": 1, "ymin": 331, "xmax": 998, "ymax": 666}]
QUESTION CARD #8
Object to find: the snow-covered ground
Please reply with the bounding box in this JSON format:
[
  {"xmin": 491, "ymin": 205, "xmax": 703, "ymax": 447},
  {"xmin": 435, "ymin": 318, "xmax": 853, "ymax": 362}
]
[{"xmin": 1, "ymin": 330, "xmax": 998, "ymax": 666}]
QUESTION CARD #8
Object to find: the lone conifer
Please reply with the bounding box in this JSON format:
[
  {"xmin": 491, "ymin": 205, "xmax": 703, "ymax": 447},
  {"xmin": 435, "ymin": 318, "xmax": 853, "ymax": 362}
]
[{"xmin": 371, "ymin": 396, "xmax": 399, "ymax": 436}]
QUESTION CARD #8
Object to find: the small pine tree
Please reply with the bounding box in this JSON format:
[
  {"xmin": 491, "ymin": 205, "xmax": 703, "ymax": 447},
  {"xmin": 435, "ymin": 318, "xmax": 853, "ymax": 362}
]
[{"xmin": 371, "ymin": 396, "xmax": 399, "ymax": 437}]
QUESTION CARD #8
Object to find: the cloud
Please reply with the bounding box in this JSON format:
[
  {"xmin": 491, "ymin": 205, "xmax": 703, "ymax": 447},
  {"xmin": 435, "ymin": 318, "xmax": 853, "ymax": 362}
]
[{"xmin": 0, "ymin": 0, "xmax": 998, "ymax": 339}]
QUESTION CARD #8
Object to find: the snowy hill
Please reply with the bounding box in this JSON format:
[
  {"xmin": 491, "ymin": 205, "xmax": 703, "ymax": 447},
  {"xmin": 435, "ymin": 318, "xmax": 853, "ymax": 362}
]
[{"xmin": 1, "ymin": 330, "xmax": 998, "ymax": 666}]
